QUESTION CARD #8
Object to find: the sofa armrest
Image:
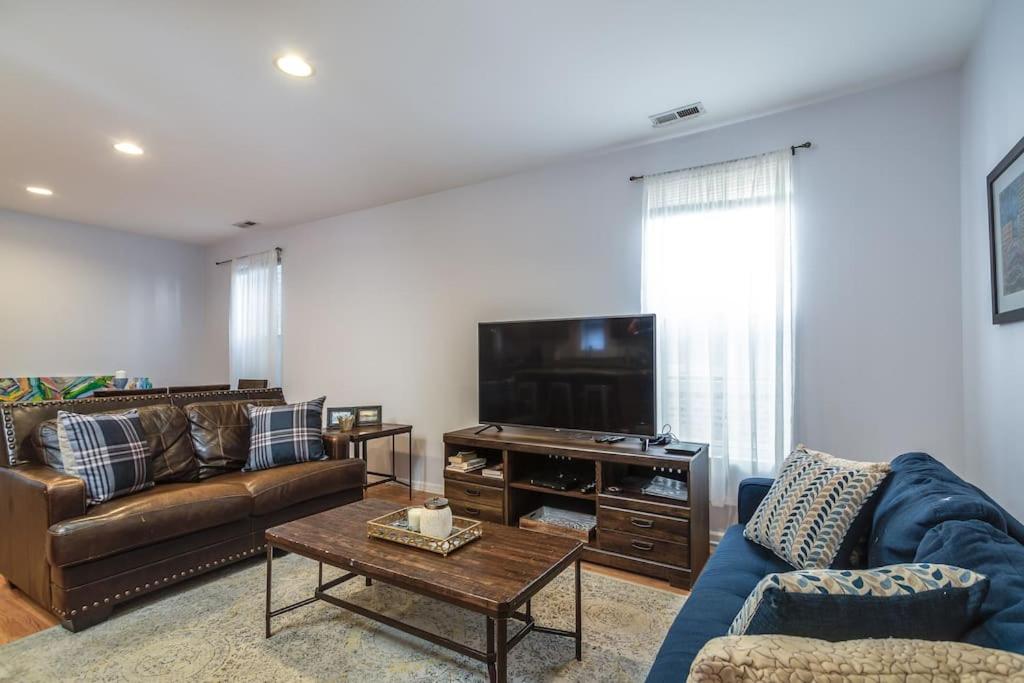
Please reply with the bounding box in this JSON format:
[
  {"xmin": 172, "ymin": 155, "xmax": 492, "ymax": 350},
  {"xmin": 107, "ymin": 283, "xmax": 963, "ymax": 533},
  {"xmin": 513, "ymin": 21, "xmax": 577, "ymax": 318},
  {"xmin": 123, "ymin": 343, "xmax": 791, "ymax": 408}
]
[
  {"xmin": 0, "ymin": 464, "xmax": 87, "ymax": 608},
  {"xmin": 737, "ymin": 477, "xmax": 774, "ymax": 524},
  {"xmin": 322, "ymin": 432, "xmax": 351, "ymax": 460}
]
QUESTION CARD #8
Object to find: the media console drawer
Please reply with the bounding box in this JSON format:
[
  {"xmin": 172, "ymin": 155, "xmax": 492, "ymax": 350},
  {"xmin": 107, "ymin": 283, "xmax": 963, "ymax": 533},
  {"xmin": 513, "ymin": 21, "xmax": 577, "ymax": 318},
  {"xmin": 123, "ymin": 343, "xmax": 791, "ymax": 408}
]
[
  {"xmin": 598, "ymin": 528, "xmax": 689, "ymax": 567},
  {"xmin": 598, "ymin": 505, "xmax": 689, "ymax": 543},
  {"xmin": 597, "ymin": 493, "xmax": 688, "ymax": 519},
  {"xmin": 449, "ymin": 499, "xmax": 503, "ymax": 524},
  {"xmin": 444, "ymin": 480, "xmax": 504, "ymax": 509}
]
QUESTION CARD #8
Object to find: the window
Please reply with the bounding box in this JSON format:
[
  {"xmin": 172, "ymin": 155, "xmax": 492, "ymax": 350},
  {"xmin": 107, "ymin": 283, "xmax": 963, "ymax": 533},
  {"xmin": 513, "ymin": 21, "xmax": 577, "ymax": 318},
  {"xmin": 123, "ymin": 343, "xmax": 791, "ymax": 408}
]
[
  {"xmin": 229, "ymin": 249, "xmax": 283, "ymax": 387},
  {"xmin": 641, "ymin": 150, "xmax": 793, "ymax": 532}
]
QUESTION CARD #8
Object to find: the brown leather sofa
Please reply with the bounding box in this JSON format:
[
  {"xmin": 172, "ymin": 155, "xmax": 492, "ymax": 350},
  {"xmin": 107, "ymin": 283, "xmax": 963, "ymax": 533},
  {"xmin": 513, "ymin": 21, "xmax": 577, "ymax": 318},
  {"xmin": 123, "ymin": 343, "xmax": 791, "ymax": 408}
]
[{"xmin": 0, "ymin": 388, "xmax": 362, "ymax": 631}]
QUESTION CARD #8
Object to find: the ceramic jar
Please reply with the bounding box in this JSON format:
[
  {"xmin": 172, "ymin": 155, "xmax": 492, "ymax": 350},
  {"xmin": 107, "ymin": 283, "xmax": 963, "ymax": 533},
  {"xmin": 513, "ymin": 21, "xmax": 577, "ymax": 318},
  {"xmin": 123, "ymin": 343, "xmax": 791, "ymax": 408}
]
[{"xmin": 419, "ymin": 497, "xmax": 453, "ymax": 539}]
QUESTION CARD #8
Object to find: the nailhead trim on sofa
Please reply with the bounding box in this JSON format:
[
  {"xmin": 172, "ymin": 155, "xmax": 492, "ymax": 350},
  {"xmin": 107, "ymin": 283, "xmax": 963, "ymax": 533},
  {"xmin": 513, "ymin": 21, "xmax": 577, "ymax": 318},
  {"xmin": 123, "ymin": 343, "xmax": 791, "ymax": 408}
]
[{"xmin": 54, "ymin": 545, "xmax": 266, "ymax": 617}]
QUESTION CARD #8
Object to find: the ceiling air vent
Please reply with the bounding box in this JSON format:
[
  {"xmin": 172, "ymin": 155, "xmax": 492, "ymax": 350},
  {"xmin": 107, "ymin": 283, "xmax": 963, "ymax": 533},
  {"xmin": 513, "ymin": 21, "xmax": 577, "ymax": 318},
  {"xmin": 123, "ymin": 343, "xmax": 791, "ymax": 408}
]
[
  {"xmin": 232, "ymin": 220, "xmax": 259, "ymax": 229},
  {"xmin": 649, "ymin": 102, "xmax": 705, "ymax": 128}
]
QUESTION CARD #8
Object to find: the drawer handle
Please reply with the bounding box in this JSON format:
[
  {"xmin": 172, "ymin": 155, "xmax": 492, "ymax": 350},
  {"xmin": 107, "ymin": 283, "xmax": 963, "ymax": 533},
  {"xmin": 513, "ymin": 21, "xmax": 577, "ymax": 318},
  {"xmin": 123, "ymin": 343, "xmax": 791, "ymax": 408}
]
[
  {"xmin": 464, "ymin": 488, "xmax": 481, "ymax": 497},
  {"xmin": 631, "ymin": 540, "xmax": 655, "ymax": 552},
  {"xmin": 464, "ymin": 506, "xmax": 481, "ymax": 516},
  {"xmin": 630, "ymin": 518, "xmax": 653, "ymax": 529}
]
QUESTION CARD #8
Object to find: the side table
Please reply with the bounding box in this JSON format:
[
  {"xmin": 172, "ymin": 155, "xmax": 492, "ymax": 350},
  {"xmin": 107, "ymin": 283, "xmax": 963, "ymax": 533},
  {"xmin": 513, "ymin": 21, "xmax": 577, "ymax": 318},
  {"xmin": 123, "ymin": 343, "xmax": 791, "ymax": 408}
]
[{"xmin": 330, "ymin": 423, "xmax": 412, "ymax": 499}]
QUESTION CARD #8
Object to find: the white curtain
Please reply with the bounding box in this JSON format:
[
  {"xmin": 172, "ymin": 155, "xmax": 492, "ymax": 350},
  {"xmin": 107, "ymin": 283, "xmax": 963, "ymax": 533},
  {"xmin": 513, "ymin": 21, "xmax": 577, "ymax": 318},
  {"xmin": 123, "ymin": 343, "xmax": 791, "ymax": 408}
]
[
  {"xmin": 229, "ymin": 249, "xmax": 282, "ymax": 388},
  {"xmin": 641, "ymin": 150, "xmax": 793, "ymax": 534}
]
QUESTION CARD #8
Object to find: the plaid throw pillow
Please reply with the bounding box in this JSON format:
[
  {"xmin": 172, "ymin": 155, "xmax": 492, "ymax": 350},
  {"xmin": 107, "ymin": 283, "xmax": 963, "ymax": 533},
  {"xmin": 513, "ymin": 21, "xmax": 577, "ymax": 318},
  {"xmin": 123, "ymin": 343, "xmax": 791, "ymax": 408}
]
[
  {"xmin": 56, "ymin": 409, "xmax": 154, "ymax": 506},
  {"xmin": 244, "ymin": 396, "xmax": 327, "ymax": 472}
]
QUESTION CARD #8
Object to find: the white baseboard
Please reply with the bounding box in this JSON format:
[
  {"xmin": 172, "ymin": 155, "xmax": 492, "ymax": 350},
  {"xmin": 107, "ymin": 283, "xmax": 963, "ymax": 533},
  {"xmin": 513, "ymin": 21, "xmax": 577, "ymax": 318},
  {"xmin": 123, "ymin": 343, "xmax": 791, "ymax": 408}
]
[{"xmin": 410, "ymin": 479, "xmax": 444, "ymax": 495}]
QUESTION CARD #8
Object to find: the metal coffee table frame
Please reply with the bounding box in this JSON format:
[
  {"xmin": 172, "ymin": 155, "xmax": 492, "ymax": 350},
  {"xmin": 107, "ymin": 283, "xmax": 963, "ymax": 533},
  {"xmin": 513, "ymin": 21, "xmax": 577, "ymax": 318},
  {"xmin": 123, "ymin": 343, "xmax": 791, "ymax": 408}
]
[{"xmin": 264, "ymin": 545, "xmax": 582, "ymax": 683}]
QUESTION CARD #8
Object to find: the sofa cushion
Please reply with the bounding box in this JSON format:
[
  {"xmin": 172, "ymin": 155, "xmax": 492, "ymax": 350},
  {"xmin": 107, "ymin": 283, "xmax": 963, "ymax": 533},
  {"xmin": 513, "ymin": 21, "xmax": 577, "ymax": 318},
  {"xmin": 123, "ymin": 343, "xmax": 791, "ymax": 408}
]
[
  {"xmin": 729, "ymin": 563, "xmax": 989, "ymax": 642},
  {"xmin": 35, "ymin": 404, "xmax": 199, "ymax": 484},
  {"xmin": 243, "ymin": 397, "xmax": 327, "ymax": 472},
  {"xmin": 645, "ymin": 524, "xmax": 794, "ymax": 683},
  {"xmin": 916, "ymin": 519, "xmax": 1024, "ymax": 655},
  {"xmin": 869, "ymin": 453, "xmax": 1011, "ymax": 567},
  {"xmin": 47, "ymin": 481, "xmax": 251, "ymax": 566},
  {"xmin": 185, "ymin": 399, "xmax": 284, "ymax": 479},
  {"xmin": 213, "ymin": 459, "xmax": 363, "ymax": 516},
  {"xmin": 744, "ymin": 446, "xmax": 890, "ymax": 569}
]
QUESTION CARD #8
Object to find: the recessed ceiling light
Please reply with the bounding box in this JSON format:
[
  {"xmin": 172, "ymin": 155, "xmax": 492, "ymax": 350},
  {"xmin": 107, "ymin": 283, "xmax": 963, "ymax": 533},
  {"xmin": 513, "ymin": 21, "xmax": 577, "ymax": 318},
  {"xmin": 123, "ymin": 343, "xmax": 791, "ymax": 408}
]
[
  {"xmin": 114, "ymin": 141, "xmax": 144, "ymax": 155},
  {"xmin": 275, "ymin": 54, "xmax": 314, "ymax": 78},
  {"xmin": 26, "ymin": 186, "xmax": 53, "ymax": 196}
]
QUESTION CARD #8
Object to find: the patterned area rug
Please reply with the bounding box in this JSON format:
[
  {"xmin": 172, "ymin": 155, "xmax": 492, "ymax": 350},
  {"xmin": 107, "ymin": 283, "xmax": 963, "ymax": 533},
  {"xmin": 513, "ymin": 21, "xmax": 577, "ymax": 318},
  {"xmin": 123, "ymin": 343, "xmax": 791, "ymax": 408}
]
[{"xmin": 0, "ymin": 553, "xmax": 684, "ymax": 682}]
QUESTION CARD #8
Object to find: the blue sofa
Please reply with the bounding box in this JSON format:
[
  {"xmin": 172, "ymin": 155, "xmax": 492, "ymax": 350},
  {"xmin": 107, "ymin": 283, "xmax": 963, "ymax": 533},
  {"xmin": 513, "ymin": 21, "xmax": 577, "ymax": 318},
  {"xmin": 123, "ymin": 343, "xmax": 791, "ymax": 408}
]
[{"xmin": 646, "ymin": 452, "xmax": 1024, "ymax": 682}]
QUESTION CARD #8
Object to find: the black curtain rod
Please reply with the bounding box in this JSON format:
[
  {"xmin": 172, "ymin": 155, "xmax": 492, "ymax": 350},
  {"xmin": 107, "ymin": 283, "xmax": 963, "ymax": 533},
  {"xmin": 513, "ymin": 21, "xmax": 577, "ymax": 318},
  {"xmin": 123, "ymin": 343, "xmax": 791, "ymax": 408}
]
[
  {"xmin": 215, "ymin": 246, "xmax": 282, "ymax": 266},
  {"xmin": 628, "ymin": 141, "xmax": 812, "ymax": 182}
]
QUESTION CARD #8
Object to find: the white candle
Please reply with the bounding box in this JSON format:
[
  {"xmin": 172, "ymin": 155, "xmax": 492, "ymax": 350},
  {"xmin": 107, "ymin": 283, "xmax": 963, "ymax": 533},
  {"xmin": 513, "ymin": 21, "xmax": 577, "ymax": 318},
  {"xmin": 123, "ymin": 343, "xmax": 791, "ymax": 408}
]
[{"xmin": 407, "ymin": 507, "xmax": 422, "ymax": 532}]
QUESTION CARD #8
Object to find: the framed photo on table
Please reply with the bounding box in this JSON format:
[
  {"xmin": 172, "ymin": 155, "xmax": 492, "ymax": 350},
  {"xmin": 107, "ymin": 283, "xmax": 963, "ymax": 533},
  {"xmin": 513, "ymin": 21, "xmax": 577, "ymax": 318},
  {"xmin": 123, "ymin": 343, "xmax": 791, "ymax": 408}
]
[
  {"xmin": 354, "ymin": 405, "xmax": 382, "ymax": 427},
  {"xmin": 988, "ymin": 133, "xmax": 1024, "ymax": 324}
]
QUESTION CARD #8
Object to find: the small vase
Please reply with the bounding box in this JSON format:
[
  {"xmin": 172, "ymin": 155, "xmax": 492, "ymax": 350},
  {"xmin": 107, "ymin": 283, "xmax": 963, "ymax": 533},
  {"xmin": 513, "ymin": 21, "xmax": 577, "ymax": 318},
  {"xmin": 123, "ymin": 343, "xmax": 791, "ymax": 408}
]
[{"xmin": 419, "ymin": 497, "xmax": 453, "ymax": 539}]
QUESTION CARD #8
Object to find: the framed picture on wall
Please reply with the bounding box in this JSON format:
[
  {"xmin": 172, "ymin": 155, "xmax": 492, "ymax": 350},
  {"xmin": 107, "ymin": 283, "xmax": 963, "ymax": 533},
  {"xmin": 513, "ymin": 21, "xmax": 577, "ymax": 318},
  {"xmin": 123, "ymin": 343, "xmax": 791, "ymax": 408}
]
[{"xmin": 988, "ymin": 133, "xmax": 1024, "ymax": 324}]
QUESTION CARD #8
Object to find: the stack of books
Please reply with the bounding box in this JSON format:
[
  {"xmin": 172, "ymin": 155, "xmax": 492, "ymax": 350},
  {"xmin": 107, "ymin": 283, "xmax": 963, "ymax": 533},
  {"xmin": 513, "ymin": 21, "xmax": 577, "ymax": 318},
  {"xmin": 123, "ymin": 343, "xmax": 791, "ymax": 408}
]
[
  {"xmin": 482, "ymin": 463, "xmax": 504, "ymax": 480},
  {"xmin": 446, "ymin": 450, "xmax": 486, "ymax": 473}
]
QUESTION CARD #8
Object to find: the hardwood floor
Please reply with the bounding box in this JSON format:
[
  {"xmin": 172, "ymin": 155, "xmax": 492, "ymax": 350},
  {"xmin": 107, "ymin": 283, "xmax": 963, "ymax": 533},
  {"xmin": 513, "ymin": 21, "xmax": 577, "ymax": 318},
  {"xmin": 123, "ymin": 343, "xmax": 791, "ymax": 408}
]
[
  {"xmin": 0, "ymin": 481, "xmax": 687, "ymax": 645},
  {"xmin": 0, "ymin": 575, "xmax": 58, "ymax": 645}
]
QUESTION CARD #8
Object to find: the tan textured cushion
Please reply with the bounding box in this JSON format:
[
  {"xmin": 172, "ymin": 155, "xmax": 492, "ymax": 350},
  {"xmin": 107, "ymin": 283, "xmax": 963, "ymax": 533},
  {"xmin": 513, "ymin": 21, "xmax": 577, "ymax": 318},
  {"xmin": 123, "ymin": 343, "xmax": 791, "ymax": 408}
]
[{"xmin": 689, "ymin": 635, "xmax": 1024, "ymax": 682}]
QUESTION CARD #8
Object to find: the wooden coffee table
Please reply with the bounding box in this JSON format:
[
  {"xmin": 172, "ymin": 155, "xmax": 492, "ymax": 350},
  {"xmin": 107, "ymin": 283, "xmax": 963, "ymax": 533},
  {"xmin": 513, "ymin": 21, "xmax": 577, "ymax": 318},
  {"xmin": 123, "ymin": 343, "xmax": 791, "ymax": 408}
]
[{"xmin": 264, "ymin": 499, "xmax": 584, "ymax": 682}]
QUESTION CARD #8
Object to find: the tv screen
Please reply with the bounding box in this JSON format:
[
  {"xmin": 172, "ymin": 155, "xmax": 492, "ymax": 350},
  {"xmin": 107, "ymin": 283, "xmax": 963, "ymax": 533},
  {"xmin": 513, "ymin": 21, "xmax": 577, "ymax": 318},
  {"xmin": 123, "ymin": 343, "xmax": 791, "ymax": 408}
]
[{"xmin": 478, "ymin": 315, "xmax": 656, "ymax": 436}]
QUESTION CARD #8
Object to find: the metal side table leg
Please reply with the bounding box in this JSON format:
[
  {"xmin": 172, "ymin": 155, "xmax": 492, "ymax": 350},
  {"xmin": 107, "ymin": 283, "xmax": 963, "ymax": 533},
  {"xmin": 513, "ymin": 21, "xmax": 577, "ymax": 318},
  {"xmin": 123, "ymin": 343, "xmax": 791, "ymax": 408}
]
[{"xmin": 265, "ymin": 544, "xmax": 273, "ymax": 638}]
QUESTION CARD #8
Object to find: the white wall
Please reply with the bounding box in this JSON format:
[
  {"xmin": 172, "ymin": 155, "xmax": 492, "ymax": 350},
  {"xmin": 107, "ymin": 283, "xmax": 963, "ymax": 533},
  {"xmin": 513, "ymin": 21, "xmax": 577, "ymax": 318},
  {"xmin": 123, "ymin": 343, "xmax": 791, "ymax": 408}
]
[
  {"xmin": 206, "ymin": 69, "xmax": 965, "ymax": 499},
  {"xmin": 0, "ymin": 209, "xmax": 212, "ymax": 386},
  {"xmin": 959, "ymin": 0, "xmax": 1024, "ymax": 519}
]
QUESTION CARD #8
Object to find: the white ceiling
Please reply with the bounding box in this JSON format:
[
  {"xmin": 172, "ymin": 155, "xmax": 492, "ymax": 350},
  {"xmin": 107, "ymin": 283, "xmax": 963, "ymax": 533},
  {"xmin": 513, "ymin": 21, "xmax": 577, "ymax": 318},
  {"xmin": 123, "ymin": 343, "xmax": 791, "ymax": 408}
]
[{"xmin": 0, "ymin": 0, "xmax": 990, "ymax": 244}]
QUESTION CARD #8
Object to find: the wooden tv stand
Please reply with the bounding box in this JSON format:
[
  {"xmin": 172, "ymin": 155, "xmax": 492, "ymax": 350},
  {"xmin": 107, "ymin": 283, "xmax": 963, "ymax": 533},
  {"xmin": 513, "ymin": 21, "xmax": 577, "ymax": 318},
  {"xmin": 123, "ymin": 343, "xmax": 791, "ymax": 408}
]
[{"xmin": 443, "ymin": 426, "xmax": 709, "ymax": 589}]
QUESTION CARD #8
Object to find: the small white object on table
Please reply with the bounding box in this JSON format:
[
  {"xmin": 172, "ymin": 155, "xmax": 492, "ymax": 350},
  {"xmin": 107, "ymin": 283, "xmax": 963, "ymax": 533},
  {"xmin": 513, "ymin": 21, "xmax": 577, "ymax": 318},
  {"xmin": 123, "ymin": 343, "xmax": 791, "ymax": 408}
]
[{"xmin": 407, "ymin": 507, "xmax": 422, "ymax": 532}]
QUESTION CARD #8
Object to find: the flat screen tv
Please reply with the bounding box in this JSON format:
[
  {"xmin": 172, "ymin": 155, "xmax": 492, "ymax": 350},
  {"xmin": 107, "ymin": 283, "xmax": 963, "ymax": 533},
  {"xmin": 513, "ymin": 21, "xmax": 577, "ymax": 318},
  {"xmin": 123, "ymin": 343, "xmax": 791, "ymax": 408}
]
[{"xmin": 478, "ymin": 315, "xmax": 656, "ymax": 436}]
